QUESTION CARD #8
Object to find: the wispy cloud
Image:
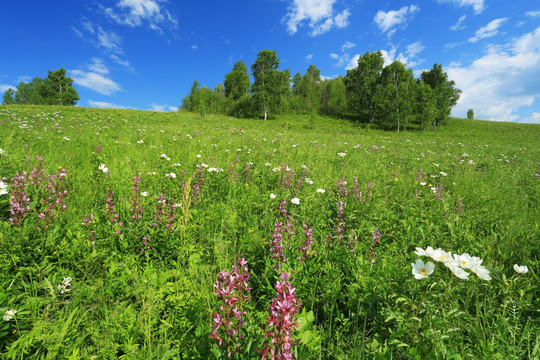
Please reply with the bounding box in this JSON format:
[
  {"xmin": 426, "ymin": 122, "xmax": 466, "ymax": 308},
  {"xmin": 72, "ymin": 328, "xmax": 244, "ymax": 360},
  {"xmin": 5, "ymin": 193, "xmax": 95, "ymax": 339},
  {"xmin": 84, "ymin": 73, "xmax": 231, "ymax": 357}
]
[
  {"xmin": 284, "ymin": 0, "xmax": 350, "ymax": 36},
  {"xmin": 437, "ymin": 0, "xmax": 485, "ymax": 15},
  {"xmin": 150, "ymin": 103, "xmax": 177, "ymax": 112},
  {"xmin": 88, "ymin": 58, "xmax": 109, "ymax": 74},
  {"xmin": 110, "ymin": 55, "xmax": 135, "ymax": 73},
  {"xmin": 525, "ymin": 10, "xmax": 540, "ymax": 18},
  {"xmin": 469, "ymin": 18, "xmax": 507, "ymax": 43},
  {"xmin": 341, "ymin": 41, "xmax": 355, "ymax": 52},
  {"xmin": 0, "ymin": 84, "xmax": 16, "ymax": 93},
  {"xmin": 448, "ymin": 26, "xmax": 540, "ymax": 122},
  {"xmin": 88, "ymin": 100, "xmax": 132, "ymax": 109},
  {"xmin": 374, "ymin": 5, "xmax": 420, "ymax": 37},
  {"xmin": 69, "ymin": 69, "xmax": 121, "ymax": 95},
  {"xmin": 102, "ymin": 0, "xmax": 178, "ymax": 32},
  {"xmin": 451, "ymin": 15, "xmax": 467, "ymax": 31}
]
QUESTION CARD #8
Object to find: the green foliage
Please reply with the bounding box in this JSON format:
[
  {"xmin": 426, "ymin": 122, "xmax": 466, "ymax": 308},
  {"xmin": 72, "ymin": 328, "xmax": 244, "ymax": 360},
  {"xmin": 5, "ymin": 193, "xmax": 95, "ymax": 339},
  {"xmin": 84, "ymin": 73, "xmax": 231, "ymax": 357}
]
[
  {"xmin": 3, "ymin": 68, "xmax": 79, "ymax": 106},
  {"xmin": 467, "ymin": 109, "xmax": 474, "ymax": 120}
]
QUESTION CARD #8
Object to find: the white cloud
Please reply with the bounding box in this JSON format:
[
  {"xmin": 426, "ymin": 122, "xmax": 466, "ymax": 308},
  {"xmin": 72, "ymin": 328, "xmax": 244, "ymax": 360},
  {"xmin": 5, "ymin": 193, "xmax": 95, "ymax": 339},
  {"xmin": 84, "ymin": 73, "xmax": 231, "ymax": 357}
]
[
  {"xmin": 341, "ymin": 41, "xmax": 355, "ymax": 52},
  {"xmin": 405, "ymin": 41, "xmax": 425, "ymax": 59},
  {"xmin": 346, "ymin": 54, "xmax": 360, "ymax": 70},
  {"xmin": 330, "ymin": 52, "xmax": 350, "ymax": 68},
  {"xmin": 97, "ymin": 26, "xmax": 123, "ymax": 54},
  {"xmin": 437, "ymin": 0, "xmax": 485, "ymax": 15},
  {"xmin": 88, "ymin": 100, "xmax": 130, "ymax": 109},
  {"xmin": 451, "ymin": 15, "xmax": 467, "ymax": 31},
  {"xmin": 374, "ymin": 5, "xmax": 420, "ymax": 37},
  {"xmin": 0, "ymin": 84, "xmax": 16, "ymax": 93},
  {"xmin": 150, "ymin": 103, "xmax": 177, "ymax": 112},
  {"xmin": 191, "ymin": 45, "xmax": 198, "ymax": 51},
  {"xmin": 448, "ymin": 26, "xmax": 540, "ymax": 122},
  {"xmin": 110, "ymin": 55, "xmax": 135, "ymax": 73},
  {"xmin": 284, "ymin": 0, "xmax": 350, "ymax": 36},
  {"xmin": 469, "ymin": 18, "xmax": 507, "ymax": 43},
  {"xmin": 103, "ymin": 0, "xmax": 178, "ymax": 32},
  {"xmin": 88, "ymin": 58, "xmax": 109, "ymax": 74},
  {"xmin": 69, "ymin": 70, "xmax": 121, "ymax": 95},
  {"xmin": 525, "ymin": 10, "xmax": 540, "ymax": 18},
  {"xmin": 305, "ymin": 53, "xmax": 313, "ymax": 61}
]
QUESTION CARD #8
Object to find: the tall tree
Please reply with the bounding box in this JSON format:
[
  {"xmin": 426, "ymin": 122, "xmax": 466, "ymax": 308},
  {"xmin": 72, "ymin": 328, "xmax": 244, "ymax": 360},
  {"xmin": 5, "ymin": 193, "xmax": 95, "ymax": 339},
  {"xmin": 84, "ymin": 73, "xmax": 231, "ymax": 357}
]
[
  {"xmin": 44, "ymin": 68, "xmax": 79, "ymax": 106},
  {"xmin": 2, "ymin": 88, "xmax": 15, "ymax": 105},
  {"xmin": 224, "ymin": 61, "xmax": 250, "ymax": 100},
  {"xmin": 344, "ymin": 51, "xmax": 385, "ymax": 123},
  {"xmin": 251, "ymin": 50, "xmax": 289, "ymax": 120},
  {"xmin": 293, "ymin": 65, "xmax": 321, "ymax": 113},
  {"xmin": 419, "ymin": 64, "xmax": 461, "ymax": 131},
  {"xmin": 374, "ymin": 61, "xmax": 416, "ymax": 131},
  {"xmin": 320, "ymin": 76, "xmax": 347, "ymax": 117}
]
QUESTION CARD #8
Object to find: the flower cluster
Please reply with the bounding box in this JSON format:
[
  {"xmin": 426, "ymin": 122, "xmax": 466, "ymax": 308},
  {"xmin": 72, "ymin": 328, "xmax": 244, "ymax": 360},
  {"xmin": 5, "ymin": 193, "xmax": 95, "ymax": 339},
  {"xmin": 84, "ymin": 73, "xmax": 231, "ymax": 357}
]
[
  {"xmin": 210, "ymin": 258, "xmax": 251, "ymax": 358},
  {"xmin": 413, "ymin": 246, "xmax": 491, "ymax": 280},
  {"xmin": 298, "ymin": 224, "xmax": 316, "ymax": 262},
  {"xmin": 0, "ymin": 179, "xmax": 8, "ymax": 195},
  {"xmin": 81, "ymin": 213, "xmax": 96, "ymax": 247},
  {"xmin": 2, "ymin": 308, "xmax": 17, "ymax": 322},
  {"xmin": 260, "ymin": 272, "xmax": 301, "ymax": 360}
]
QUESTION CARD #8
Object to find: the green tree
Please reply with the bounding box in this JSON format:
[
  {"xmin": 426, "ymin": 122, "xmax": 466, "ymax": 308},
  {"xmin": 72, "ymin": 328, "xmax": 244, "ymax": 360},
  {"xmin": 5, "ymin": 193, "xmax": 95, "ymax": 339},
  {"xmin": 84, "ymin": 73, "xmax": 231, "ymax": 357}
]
[
  {"xmin": 224, "ymin": 61, "xmax": 250, "ymax": 100},
  {"xmin": 412, "ymin": 81, "xmax": 436, "ymax": 130},
  {"xmin": 251, "ymin": 50, "xmax": 289, "ymax": 120},
  {"xmin": 292, "ymin": 65, "xmax": 321, "ymax": 114},
  {"xmin": 181, "ymin": 80, "xmax": 200, "ymax": 111},
  {"xmin": 344, "ymin": 51, "xmax": 384, "ymax": 123},
  {"xmin": 419, "ymin": 63, "xmax": 461, "ymax": 131},
  {"xmin": 374, "ymin": 61, "xmax": 416, "ymax": 131},
  {"xmin": 2, "ymin": 88, "xmax": 15, "ymax": 104},
  {"xmin": 44, "ymin": 68, "xmax": 79, "ymax": 106},
  {"xmin": 320, "ymin": 76, "xmax": 347, "ymax": 117},
  {"xmin": 467, "ymin": 109, "xmax": 474, "ymax": 120}
]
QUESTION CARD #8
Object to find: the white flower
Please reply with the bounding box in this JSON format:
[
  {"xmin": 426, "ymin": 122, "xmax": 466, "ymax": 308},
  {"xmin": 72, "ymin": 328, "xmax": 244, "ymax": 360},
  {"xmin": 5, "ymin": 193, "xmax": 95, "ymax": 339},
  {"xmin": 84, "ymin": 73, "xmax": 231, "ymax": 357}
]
[
  {"xmin": 160, "ymin": 153, "xmax": 168, "ymax": 158},
  {"xmin": 514, "ymin": 264, "xmax": 528, "ymax": 274},
  {"xmin": 316, "ymin": 188, "xmax": 325, "ymax": 194},
  {"xmin": 453, "ymin": 253, "xmax": 482, "ymax": 270},
  {"xmin": 63, "ymin": 136, "xmax": 70, "ymax": 141},
  {"xmin": 430, "ymin": 187, "xmax": 437, "ymax": 193},
  {"xmin": 196, "ymin": 154, "xmax": 201, "ymax": 158},
  {"xmin": 431, "ymin": 248, "xmax": 453, "ymax": 263},
  {"xmin": 414, "ymin": 246, "xmax": 436, "ymax": 258},
  {"xmin": 270, "ymin": 193, "xmax": 276, "ymax": 199},
  {"xmin": 0, "ymin": 148, "xmax": 4, "ymax": 155},
  {"xmin": 337, "ymin": 152, "xmax": 346, "ymax": 157},
  {"xmin": 440, "ymin": 171, "xmax": 448, "ymax": 176},
  {"xmin": 57, "ymin": 277, "xmax": 72, "ymax": 294},
  {"xmin": 291, "ymin": 197, "xmax": 300, "ymax": 205},
  {"xmin": 411, "ymin": 259, "xmax": 435, "ymax": 279},
  {"xmin": 420, "ymin": 182, "xmax": 427, "ymax": 186},
  {"xmin": 141, "ymin": 191, "xmax": 149, "ymax": 197},
  {"xmin": 3, "ymin": 309, "xmax": 17, "ymax": 321},
  {"xmin": 98, "ymin": 164, "xmax": 109, "ymax": 173},
  {"xmin": 470, "ymin": 264, "xmax": 492, "ymax": 280},
  {"xmin": 0, "ymin": 181, "xmax": 8, "ymax": 195},
  {"xmin": 137, "ymin": 140, "xmax": 144, "ymax": 144},
  {"xmin": 444, "ymin": 261, "xmax": 470, "ymax": 280},
  {"xmin": 305, "ymin": 178, "xmax": 313, "ymax": 185},
  {"xmin": 433, "ymin": 163, "xmax": 439, "ymax": 167},
  {"xmin": 468, "ymin": 160, "xmax": 475, "ymax": 165},
  {"xmin": 165, "ymin": 173, "xmax": 177, "ymax": 179}
]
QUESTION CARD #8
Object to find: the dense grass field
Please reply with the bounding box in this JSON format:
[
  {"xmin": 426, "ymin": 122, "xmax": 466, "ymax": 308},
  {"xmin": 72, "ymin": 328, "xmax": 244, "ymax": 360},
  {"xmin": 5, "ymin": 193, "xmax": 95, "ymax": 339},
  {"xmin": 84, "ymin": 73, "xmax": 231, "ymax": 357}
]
[{"xmin": 0, "ymin": 105, "xmax": 538, "ymax": 359}]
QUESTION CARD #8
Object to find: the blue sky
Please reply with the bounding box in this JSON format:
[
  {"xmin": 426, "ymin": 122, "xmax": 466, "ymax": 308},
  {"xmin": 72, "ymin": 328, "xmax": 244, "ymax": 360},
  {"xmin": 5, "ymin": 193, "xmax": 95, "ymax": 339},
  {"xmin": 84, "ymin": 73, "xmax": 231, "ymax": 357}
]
[{"xmin": 1, "ymin": 0, "xmax": 539, "ymax": 123}]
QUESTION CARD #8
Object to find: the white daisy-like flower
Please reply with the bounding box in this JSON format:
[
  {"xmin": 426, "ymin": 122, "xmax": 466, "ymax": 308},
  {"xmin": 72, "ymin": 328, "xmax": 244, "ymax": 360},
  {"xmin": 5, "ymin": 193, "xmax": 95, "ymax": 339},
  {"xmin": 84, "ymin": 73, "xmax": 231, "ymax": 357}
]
[
  {"xmin": 513, "ymin": 264, "xmax": 528, "ymax": 274},
  {"xmin": 305, "ymin": 178, "xmax": 314, "ymax": 185},
  {"xmin": 470, "ymin": 264, "xmax": 492, "ymax": 280},
  {"xmin": 270, "ymin": 193, "xmax": 276, "ymax": 199},
  {"xmin": 411, "ymin": 259, "xmax": 435, "ymax": 279},
  {"xmin": 453, "ymin": 253, "xmax": 482, "ymax": 270},
  {"xmin": 337, "ymin": 152, "xmax": 346, "ymax": 157},
  {"xmin": 141, "ymin": 191, "xmax": 149, "ymax": 197},
  {"xmin": 291, "ymin": 197, "xmax": 300, "ymax": 205},
  {"xmin": 98, "ymin": 164, "xmax": 108, "ymax": 173},
  {"xmin": 2, "ymin": 309, "xmax": 17, "ymax": 321},
  {"xmin": 57, "ymin": 277, "xmax": 73, "ymax": 294},
  {"xmin": 431, "ymin": 248, "xmax": 453, "ymax": 263},
  {"xmin": 316, "ymin": 188, "xmax": 325, "ymax": 194}
]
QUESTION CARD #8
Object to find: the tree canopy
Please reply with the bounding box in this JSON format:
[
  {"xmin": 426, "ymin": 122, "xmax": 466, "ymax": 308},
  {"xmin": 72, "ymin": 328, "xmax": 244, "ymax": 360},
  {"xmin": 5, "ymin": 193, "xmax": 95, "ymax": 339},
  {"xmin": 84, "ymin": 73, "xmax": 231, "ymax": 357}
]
[{"xmin": 2, "ymin": 68, "xmax": 79, "ymax": 106}]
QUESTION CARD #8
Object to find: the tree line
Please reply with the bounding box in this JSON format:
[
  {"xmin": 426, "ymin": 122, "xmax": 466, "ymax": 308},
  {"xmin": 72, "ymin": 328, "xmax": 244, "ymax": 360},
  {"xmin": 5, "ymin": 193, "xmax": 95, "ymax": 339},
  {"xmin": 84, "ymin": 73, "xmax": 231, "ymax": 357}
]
[
  {"xmin": 182, "ymin": 49, "xmax": 461, "ymax": 131},
  {"xmin": 2, "ymin": 68, "xmax": 79, "ymax": 106}
]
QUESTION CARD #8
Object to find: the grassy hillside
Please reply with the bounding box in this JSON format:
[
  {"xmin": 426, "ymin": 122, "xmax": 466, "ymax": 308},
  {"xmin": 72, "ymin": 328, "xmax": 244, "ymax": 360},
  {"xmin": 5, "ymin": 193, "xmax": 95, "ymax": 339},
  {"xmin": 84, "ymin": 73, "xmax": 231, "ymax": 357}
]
[{"xmin": 0, "ymin": 105, "xmax": 538, "ymax": 359}]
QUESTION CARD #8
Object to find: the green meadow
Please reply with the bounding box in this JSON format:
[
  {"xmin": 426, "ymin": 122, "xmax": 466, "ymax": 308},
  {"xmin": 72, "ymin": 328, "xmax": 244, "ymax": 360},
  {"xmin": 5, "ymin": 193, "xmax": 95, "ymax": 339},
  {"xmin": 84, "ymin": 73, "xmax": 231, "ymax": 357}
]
[{"xmin": 0, "ymin": 105, "xmax": 538, "ymax": 359}]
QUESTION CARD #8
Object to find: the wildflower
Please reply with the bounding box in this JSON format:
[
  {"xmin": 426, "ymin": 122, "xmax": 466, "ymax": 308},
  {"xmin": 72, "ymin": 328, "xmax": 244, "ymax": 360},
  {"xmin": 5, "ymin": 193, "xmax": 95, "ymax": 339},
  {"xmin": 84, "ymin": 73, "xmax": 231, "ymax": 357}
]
[
  {"xmin": 337, "ymin": 152, "xmax": 346, "ymax": 157},
  {"xmin": 440, "ymin": 171, "xmax": 448, "ymax": 176},
  {"xmin": 137, "ymin": 139, "xmax": 144, "ymax": 144},
  {"xmin": 453, "ymin": 253, "xmax": 482, "ymax": 270},
  {"xmin": 304, "ymin": 178, "xmax": 313, "ymax": 185},
  {"xmin": 269, "ymin": 193, "xmax": 277, "ymax": 199},
  {"xmin": 420, "ymin": 182, "xmax": 427, "ymax": 186},
  {"xmin": 57, "ymin": 277, "xmax": 72, "ymax": 294},
  {"xmin": 3, "ymin": 309, "xmax": 17, "ymax": 321},
  {"xmin": 470, "ymin": 264, "xmax": 492, "ymax": 280},
  {"xmin": 444, "ymin": 261, "xmax": 470, "ymax": 280},
  {"xmin": 141, "ymin": 191, "xmax": 149, "ymax": 197},
  {"xmin": 316, "ymin": 188, "xmax": 325, "ymax": 194},
  {"xmin": 411, "ymin": 259, "xmax": 435, "ymax": 279},
  {"xmin": 0, "ymin": 148, "xmax": 4, "ymax": 155},
  {"xmin": 98, "ymin": 164, "xmax": 108, "ymax": 173},
  {"xmin": 291, "ymin": 197, "xmax": 300, "ymax": 205},
  {"xmin": 514, "ymin": 264, "xmax": 528, "ymax": 274},
  {"xmin": 0, "ymin": 180, "xmax": 8, "ymax": 195}
]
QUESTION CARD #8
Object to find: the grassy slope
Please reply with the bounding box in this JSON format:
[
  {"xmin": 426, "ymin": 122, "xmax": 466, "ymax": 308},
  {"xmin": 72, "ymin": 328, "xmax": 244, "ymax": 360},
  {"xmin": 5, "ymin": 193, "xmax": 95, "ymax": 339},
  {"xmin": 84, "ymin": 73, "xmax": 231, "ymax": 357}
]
[{"xmin": 0, "ymin": 105, "xmax": 538, "ymax": 359}]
